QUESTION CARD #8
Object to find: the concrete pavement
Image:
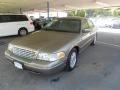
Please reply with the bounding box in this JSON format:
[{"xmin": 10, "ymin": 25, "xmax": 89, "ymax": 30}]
[{"xmin": 0, "ymin": 29, "xmax": 120, "ymax": 90}]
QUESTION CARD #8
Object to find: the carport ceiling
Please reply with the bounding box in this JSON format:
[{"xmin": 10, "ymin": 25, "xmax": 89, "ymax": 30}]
[{"xmin": 0, "ymin": 0, "xmax": 120, "ymax": 13}]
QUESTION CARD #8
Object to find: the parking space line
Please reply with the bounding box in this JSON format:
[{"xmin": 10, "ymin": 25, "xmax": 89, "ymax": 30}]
[{"xmin": 97, "ymin": 41, "xmax": 120, "ymax": 48}]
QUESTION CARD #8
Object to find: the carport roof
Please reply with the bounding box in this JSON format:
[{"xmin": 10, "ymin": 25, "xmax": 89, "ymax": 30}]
[{"xmin": 0, "ymin": 0, "xmax": 120, "ymax": 13}]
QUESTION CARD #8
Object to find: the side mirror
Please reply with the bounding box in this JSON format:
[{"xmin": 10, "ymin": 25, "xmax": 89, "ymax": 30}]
[{"xmin": 82, "ymin": 29, "xmax": 90, "ymax": 33}]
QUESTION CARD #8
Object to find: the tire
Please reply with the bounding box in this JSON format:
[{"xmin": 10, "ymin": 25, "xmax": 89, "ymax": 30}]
[
  {"xmin": 91, "ymin": 34, "xmax": 97, "ymax": 46},
  {"xmin": 66, "ymin": 48, "xmax": 78, "ymax": 71},
  {"xmin": 18, "ymin": 28, "xmax": 28, "ymax": 36}
]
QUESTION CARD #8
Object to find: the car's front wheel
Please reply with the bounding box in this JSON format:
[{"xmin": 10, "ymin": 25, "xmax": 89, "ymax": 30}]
[{"xmin": 66, "ymin": 48, "xmax": 78, "ymax": 71}]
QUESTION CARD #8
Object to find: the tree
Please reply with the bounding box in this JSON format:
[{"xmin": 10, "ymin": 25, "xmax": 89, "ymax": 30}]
[
  {"xmin": 67, "ymin": 8, "xmax": 120, "ymax": 17},
  {"xmin": 112, "ymin": 8, "xmax": 120, "ymax": 16},
  {"xmin": 67, "ymin": 10, "xmax": 86, "ymax": 17}
]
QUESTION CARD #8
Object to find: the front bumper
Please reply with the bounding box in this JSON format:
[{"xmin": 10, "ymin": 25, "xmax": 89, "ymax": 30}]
[{"xmin": 5, "ymin": 50, "xmax": 66, "ymax": 74}]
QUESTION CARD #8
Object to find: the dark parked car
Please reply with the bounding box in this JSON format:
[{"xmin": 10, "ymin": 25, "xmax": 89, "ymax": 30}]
[
  {"xmin": 33, "ymin": 18, "xmax": 53, "ymax": 30},
  {"xmin": 5, "ymin": 17, "xmax": 97, "ymax": 74}
]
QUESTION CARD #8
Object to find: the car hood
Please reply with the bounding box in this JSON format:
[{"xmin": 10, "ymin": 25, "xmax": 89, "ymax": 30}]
[{"xmin": 11, "ymin": 30, "xmax": 79, "ymax": 53}]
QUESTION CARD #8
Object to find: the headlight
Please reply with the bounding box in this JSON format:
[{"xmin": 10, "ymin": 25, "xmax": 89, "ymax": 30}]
[
  {"xmin": 8, "ymin": 44, "xmax": 14, "ymax": 51},
  {"xmin": 37, "ymin": 52, "xmax": 65, "ymax": 62}
]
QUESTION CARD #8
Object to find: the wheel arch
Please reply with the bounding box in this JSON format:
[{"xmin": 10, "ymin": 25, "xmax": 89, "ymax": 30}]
[
  {"xmin": 73, "ymin": 46, "xmax": 79, "ymax": 54},
  {"xmin": 19, "ymin": 27, "xmax": 28, "ymax": 31}
]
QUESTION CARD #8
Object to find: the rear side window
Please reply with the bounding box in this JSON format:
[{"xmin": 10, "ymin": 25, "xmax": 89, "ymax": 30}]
[
  {"xmin": 0, "ymin": 15, "xmax": 11, "ymax": 23},
  {"xmin": 0, "ymin": 15, "xmax": 28, "ymax": 23}
]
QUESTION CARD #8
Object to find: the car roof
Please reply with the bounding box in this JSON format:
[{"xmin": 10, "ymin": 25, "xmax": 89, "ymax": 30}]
[
  {"xmin": 58, "ymin": 17, "xmax": 86, "ymax": 21},
  {"xmin": 0, "ymin": 14, "xmax": 26, "ymax": 16}
]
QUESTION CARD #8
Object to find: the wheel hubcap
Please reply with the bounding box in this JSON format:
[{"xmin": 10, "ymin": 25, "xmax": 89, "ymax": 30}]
[
  {"xmin": 20, "ymin": 30, "xmax": 27, "ymax": 36},
  {"xmin": 70, "ymin": 52, "xmax": 77, "ymax": 68}
]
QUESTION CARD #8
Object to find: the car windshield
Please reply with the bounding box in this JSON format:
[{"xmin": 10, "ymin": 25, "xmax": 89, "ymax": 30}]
[{"xmin": 43, "ymin": 19, "xmax": 80, "ymax": 33}]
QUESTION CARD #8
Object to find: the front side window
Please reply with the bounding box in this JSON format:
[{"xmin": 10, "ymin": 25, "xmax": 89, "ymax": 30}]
[
  {"xmin": 81, "ymin": 19, "xmax": 89, "ymax": 30},
  {"xmin": 82, "ymin": 19, "xmax": 94, "ymax": 33},
  {"xmin": 16, "ymin": 15, "xmax": 28, "ymax": 21},
  {"xmin": 44, "ymin": 19, "xmax": 80, "ymax": 33},
  {"xmin": 88, "ymin": 20, "xmax": 94, "ymax": 29}
]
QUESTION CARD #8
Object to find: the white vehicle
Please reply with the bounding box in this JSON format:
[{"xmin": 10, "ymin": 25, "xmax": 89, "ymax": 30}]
[{"xmin": 0, "ymin": 15, "xmax": 34, "ymax": 37}]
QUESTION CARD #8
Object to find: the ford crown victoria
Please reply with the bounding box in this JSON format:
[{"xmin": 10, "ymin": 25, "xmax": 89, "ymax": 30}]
[{"xmin": 5, "ymin": 17, "xmax": 97, "ymax": 74}]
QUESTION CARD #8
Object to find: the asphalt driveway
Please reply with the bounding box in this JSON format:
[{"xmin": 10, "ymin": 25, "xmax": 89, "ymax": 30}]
[{"xmin": 0, "ymin": 28, "xmax": 120, "ymax": 90}]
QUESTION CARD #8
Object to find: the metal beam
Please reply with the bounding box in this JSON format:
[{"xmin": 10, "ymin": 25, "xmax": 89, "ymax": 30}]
[{"xmin": 47, "ymin": 1, "xmax": 50, "ymax": 19}]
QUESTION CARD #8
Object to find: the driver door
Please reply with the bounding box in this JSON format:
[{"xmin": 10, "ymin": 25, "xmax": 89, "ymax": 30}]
[{"xmin": 81, "ymin": 19, "xmax": 92, "ymax": 48}]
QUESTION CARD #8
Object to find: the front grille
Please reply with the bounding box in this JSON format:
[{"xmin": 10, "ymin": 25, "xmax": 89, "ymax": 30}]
[{"xmin": 12, "ymin": 47, "xmax": 36, "ymax": 59}]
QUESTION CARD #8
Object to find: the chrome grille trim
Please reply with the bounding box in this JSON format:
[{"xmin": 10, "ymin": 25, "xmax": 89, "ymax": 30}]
[{"xmin": 12, "ymin": 47, "xmax": 36, "ymax": 59}]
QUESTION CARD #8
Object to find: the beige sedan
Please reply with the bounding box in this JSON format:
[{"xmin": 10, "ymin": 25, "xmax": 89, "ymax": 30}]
[{"xmin": 5, "ymin": 17, "xmax": 97, "ymax": 74}]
